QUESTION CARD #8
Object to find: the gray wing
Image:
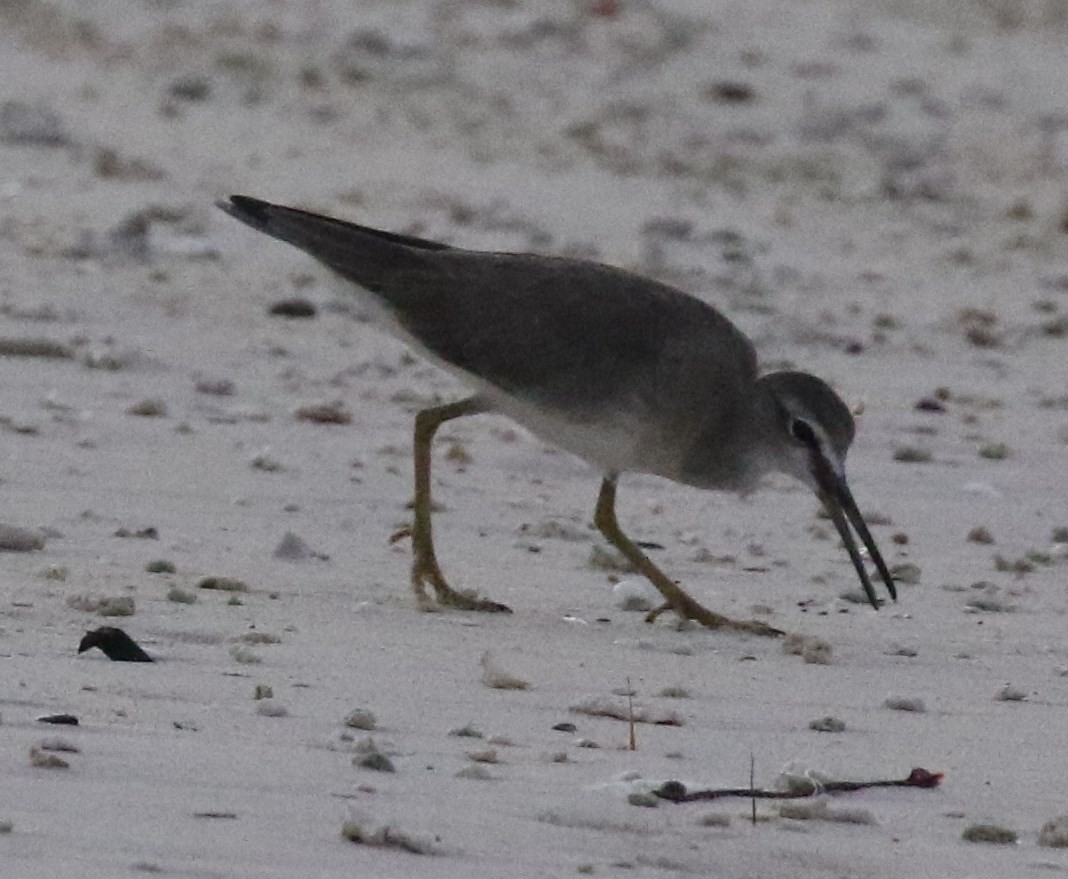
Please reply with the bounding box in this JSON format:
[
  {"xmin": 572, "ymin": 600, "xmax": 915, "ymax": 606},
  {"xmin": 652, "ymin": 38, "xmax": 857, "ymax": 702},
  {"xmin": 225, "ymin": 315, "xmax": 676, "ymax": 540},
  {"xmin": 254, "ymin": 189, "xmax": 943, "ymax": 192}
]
[{"xmin": 219, "ymin": 196, "xmax": 758, "ymax": 422}]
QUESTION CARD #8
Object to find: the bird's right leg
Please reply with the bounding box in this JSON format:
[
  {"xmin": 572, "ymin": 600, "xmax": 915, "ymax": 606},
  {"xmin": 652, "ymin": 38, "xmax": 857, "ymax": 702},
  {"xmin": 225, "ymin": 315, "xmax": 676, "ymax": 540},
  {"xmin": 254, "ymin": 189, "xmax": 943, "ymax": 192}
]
[
  {"xmin": 593, "ymin": 476, "xmax": 781, "ymax": 636},
  {"xmin": 410, "ymin": 396, "xmax": 511, "ymax": 613}
]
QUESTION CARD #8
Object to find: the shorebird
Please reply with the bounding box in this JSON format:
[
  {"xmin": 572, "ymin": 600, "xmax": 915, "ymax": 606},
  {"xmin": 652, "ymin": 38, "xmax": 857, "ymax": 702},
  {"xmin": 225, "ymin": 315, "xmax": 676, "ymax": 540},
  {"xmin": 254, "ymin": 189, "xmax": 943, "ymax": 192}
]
[{"xmin": 218, "ymin": 195, "xmax": 896, "ymax": 636}]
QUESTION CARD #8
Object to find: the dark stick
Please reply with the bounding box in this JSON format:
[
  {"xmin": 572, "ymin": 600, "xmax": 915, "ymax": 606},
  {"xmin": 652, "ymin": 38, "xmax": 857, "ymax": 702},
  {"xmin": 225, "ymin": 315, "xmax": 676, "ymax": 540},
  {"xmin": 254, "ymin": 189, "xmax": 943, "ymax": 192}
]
[{"xmin": 655, "ymin": 767, "xmax": 943, "ymax": 803}]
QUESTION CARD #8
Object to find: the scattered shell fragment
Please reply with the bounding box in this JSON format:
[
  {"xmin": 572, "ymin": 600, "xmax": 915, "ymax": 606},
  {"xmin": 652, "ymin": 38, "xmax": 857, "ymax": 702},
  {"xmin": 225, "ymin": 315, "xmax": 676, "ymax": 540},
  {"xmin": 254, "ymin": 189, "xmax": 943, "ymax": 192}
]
[
  {"xmin": 344, "ymin": 708, "xmax": 377, "ymax": 731},
  {"xmin": 36, "ymin": 714, "xmax": 78, "ymax": 726},
  {"xmin": 273, "ymin": 531, "xmax": 326, "ymax": 561},
  {"xmin": 890, "ymin": 563, "xmax": 921, "ymax": 585},
  {"xmin": 166, "ymin": 586, "xmax": 196, "ymax": 604},
  {"xmin": 67, "ymin": 594, "xmax": 135, "ymax": 617},
  {"xmin": 994, "ymin": 684, "xmax": 1027, "ymax": 702},
  {"xmin": 355, "ymin": 751, "xmax": 395, "ymax": 772},
  {"xmin": 809, "ymin": 716, "xmax": 846, "ymax": 733},
  {"xmin": 1039, "ymin": 815, "xmax": 1068, "ymax": 848},
  {"xmin": 448, "ymin": 723, "xmax": 483, "ymax": 738},
  {"xmin": 127, "ymin": 398, "xmax": 167, "ymax": 417},
  {"xmin": 466, "ymin": 748, "xmax": 499, "ymax": 764},
  {"xmin": 229, "ymin": 645, "xmax": 262, "ymax": 664},
  {"xmin": 0, "ymin": 524, "xmax": 46, "ymax": 552},
  {"xmin": 340, "ymin": 819, "xmax": 436, "ymax": 855},
  {"xmin": 198, "ymin": 576, "xmax": 249, "ymax": 592},
  {"xmin": 612, "ymin": 578, "xmax": 661, "ymax": 611},
  {"xmin": 296, "ymin": 400, "xmax": 352, "ymax": 424},
  {"xmin": 783, "ymin": 633, "xmax": 832, "ymax": 663},
  {"xmin": 38, "ymin": 737, "xmax": 79, "ymax": 753},
  {"xmin": 269, "ymin": 298, "xmax": 317, "ymax": 318},
  {"xmin": 0, "ymin": 337, "xmax": 72, "ymax": 358},
  {"xmin": 481, "ymin": 652, "xmax": 530, "ymax": 690},
  {"xmin": 30, "ymin": 747, "xmax": 69, "ymax": 769},
  {"xmin": 883, "ymin": 696, "xmax": 925, "ymax": 713}
]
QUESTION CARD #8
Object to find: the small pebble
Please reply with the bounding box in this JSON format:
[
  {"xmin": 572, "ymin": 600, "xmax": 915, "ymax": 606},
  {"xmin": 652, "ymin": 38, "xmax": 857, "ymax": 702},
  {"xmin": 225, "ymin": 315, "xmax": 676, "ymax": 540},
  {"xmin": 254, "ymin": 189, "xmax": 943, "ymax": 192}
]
[
  {"xmin": 994, "ymin": 684, "xmax": 1027, "ymax": 702},
  {"xmin": 198, "ymin": 576, "xmax": 249, "ymax": 592},
  {"xmin": 127, "ymin": 398, "xmax": 167, "ymax": 417},
  {"xmin": 627, "ymin": 792, "xmax": 659, "ymax": 808},
  {"xmin": 344, "ymin": 708, "xmax": 377, "ymax": 731},
  {"xmin": 37, "ymin": 714, "xmax": 78, "ymax": 726},
  {"xmin": 145, "ymin": 559, "xmax": 176, "ymax": 574},
  {"xmin": 481, "ymin": 652, "xmax": 530, "ymax": 690},
  {"xmin": 296, "ymin": 400, "xmax": 352, "ymax": 424},
  {"xmin": 967, "ymin": 526, "xmax": 994, "ymax": 544},
  {"xmin": 883, "ymin": 696, "xmax": 926, "ymax": 713},
  {"xmin": 29, "ymin": 746, "xmax": 69, "ymax": 769},
  {"xmin": 166, "ymin": 586, "xmax": 196, "ymax": 604},
  {"xmin": 0, "ymin": 523, "xmax": 45, "ymax": 552},
  {"xmin": 449, "ymin": 723, "xmax": 483, "ymax": 738},
  {"xmin": 961, "ymin": 823, "xmax": 1017, "ymax": 844},
  {"xmin": 809, "ymin": 715, "xmax": 846, "ymax": 733},
  {"xmin": 355, "ymin": 752, "xmax": 395, "ymax": 773},
  {"xmin": 269, "ymin": 298, "xmax": 317, "ymax": 318},
  {"xmin": 1039, "ymin": 815, "xmax": 1068, "ymax": 848}
]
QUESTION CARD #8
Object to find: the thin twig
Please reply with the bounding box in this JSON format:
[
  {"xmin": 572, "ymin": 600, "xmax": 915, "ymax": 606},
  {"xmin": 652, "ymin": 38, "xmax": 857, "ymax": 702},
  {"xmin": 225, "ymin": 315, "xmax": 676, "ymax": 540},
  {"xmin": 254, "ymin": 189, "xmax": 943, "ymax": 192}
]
[
  {"xmin": 626, "ymin": 677, "xmax": 636, "ymax": 751},
  {"xmin": 750, "ymin": 753, "xmax": 757, "ymax": 825},
  {"xmin": 655, "ymin": 767, "xmax": 943, "ymax": 803}
]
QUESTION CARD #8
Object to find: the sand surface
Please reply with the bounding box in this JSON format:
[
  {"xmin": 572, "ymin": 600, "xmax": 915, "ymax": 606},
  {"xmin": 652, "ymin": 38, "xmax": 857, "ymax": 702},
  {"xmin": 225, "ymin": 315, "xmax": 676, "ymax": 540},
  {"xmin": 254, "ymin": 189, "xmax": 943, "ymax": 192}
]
[{"xmin": 3, "ymin": 1, "xmax": 1068, "ymax": 876}]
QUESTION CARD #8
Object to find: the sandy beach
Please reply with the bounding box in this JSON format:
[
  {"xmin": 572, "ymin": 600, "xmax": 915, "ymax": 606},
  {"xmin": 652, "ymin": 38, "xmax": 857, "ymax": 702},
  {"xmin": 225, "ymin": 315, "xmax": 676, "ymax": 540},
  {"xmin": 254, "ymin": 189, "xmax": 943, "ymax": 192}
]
[{"xmin": 3, "ymin": 1, "xmax": 1068, "ymax": 876}]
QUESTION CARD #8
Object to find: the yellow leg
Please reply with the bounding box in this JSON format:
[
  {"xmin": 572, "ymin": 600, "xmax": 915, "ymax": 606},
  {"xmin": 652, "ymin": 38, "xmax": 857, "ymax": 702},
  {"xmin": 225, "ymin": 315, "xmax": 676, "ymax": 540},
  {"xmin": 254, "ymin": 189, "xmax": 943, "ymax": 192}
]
[
  {"xmin": 411, "ymin": 397, "xmax": 511, "ymax": 613},
  {"xmin": 593, "ymin": 476, "xmax": 781, "ymax": 636}
]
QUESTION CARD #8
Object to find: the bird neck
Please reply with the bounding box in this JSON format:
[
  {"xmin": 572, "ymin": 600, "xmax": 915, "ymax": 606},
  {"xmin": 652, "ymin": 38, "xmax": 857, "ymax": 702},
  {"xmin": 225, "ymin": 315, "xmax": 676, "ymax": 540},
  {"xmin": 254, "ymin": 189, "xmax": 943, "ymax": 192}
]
[{"xmin": 677, "ymin": 384, "xmax": 783, "ymax": 494}]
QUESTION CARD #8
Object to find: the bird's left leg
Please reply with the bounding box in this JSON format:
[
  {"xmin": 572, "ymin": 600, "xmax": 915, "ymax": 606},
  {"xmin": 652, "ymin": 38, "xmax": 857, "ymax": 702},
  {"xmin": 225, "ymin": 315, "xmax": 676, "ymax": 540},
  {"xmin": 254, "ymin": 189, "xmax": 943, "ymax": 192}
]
[{"xmin": 592, "ymin": 476, "xmax": 782, "ymax": 636}]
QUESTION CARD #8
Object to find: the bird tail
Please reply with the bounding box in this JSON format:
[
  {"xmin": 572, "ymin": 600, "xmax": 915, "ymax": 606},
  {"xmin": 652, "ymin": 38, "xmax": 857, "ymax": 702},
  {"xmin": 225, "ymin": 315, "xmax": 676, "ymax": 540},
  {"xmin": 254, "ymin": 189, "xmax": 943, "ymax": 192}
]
[{"xmin": 217, "ymin": 195, "xmax": 448, "ymax": 295}]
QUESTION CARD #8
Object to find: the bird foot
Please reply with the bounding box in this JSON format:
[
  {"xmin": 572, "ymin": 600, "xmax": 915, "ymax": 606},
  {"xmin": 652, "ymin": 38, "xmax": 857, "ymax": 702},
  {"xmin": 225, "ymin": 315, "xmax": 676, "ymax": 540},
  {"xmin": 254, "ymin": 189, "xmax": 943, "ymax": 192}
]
[
  {"xmin": 411, "ymin": 558, "xmax": 512, "ymax": 614},
  {"xmin": 646, "ymin": 598, "xmax": 782, "ymax": 637}
]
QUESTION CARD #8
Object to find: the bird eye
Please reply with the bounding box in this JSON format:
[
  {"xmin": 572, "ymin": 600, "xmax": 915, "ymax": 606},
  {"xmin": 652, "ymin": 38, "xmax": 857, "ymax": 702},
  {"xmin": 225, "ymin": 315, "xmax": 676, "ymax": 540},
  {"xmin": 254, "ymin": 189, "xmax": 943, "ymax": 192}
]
[{"xmin": 790, "ymin": 418, "xmax": 816, "ymax": 445}]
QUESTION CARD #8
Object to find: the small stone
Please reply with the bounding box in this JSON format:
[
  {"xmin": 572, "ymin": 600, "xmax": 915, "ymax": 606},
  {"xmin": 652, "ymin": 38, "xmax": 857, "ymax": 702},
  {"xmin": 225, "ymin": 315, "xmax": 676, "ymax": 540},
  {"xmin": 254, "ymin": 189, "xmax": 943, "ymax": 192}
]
[
  {"xmin": 29, "ymin": 746, "xmax": 69, "ymax": 769},
  {"xmin": 961, "ymin": 823, "xmax": 1017, "ymax": 844},
  {"xmin": 36, "ymin": 714, "xmax": 78, "ymax": 726},
  {"xmin": 145, "ymin": 559, "xmax": 176, "ymax": 574},
  {"xmin": 269, "ymin": 298, "xmax": 317, "ymax": 318},
  {"xmin": 1039, "ymin": 815, "xmax": 1068, "ymax": 848},
  {"xmin": 994, "ymin": 684, "xmax": 1027, "ymax": 702},
  {"xmin": 809, "ymin": 715, "xmax": 846, "ymax": 732},
  {"xmin": 344, "ymin": 708, "xmax": 377, "ymax": 730},
  {"xmin": 255, "ymin": 700, "xmax": 288, "ymax": 717},
  {"xmin": 296, "ymin": 400, "xmax": 352, "ymax": 424},
  {"xmin": 253, "ymin": 684, "xmax": 273, "ymax": 700},
  {"xmin": 551, "ymin": 722, "xmax": 577, "ymax": 733},
  {"xmin": 0, "ymin": 523, "xmax": 45, "ymax": 552},
  {"xmin": 883, "ymin": 696, "xmax": 926, "ymax": 713},
  {"xmin": 355, "ymin": 752, "xmax": 395, "ymax": 773},
  {"xmin": 127, "ymin": 398, "xmax": 167, "ymax": 417},
  {"xmin": 627, "ymin": 792, "xmax": 659, "ymax": 808},
  {"xmin": 198, "ymin": 576, "xmax": 249, "ymax": 592},
  {"xmin": 449, "ymin": 723, "xmax": 483, "ymax": 738},
  {"xmin": 166, "ymin": 586, "xmax": 196, "ymax": 604},
  {"xmin": 967, "ymin": 526, "xmax": 994, "ymax": 544}
]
